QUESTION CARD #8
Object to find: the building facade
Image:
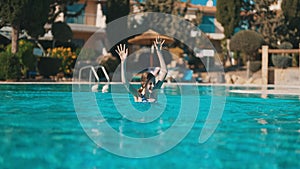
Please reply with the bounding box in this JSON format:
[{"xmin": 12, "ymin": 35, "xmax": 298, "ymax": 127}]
[{"xmin": 63, "ymin": 0, "xmax": 223, "ymax": 50}]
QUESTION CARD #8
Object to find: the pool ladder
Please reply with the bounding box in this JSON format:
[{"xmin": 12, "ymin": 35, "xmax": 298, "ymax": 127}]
[{"xmin": 78, "ymin": 65, "xmax": 110, "ymax": 92}]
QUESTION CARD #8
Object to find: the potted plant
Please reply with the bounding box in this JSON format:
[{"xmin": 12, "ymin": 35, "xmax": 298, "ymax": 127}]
[
  {"xmin": 38, "ymin": 47, "xmax": 77, "ymax": 78},
  {"xmin": 37, "ymin": 55, "xmax": 62, "ymax": 78}
]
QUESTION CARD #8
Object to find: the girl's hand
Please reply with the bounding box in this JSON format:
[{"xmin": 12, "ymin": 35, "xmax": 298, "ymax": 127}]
[
  {"xmin": 115, "ymin": 44, "xmax": 128, "ymax": 61},
  {"xmin": 153, "ymin": 36, "xmax": 165, "ymax": 51}
]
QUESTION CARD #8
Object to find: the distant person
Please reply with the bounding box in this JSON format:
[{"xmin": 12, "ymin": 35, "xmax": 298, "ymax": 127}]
[
  {"xmin": 206, "ymin": 0, "xmax": 213, "ymax": 7},
  {"xmin": 116, "ymin": 37, "xmax": 167, "ymax": 102}
]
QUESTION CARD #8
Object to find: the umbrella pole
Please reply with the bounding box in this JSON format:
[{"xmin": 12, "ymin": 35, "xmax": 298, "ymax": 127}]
[{"xmin": 150, "ymin": 45, "xmax": 154, "ymax": 67}]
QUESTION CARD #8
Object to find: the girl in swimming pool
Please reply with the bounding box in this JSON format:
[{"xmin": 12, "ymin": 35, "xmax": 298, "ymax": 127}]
[{"xmin": 116, "ymin": 37, "xmax": 167, "ymax": 102}]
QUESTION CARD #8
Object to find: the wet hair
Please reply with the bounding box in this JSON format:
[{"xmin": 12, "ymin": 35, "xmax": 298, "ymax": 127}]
[{"xmin": 138, "ymin": 72, "xmax": 155, "ymax": 93}]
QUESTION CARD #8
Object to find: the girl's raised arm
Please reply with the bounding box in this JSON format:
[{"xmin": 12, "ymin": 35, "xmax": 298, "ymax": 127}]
[
  {"xmin": 153, "ymin": 37, "xmax": 168, "ymax": 88},
  {"xmin": 115, "ymin": 44, "xmax": 138, "ymax": 96}
]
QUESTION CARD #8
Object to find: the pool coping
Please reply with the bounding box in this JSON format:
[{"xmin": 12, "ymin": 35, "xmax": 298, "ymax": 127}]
[
  {"xmin": 1, "ymin": 81, "xmax": 300, "ymax": 95},
  {"xmin": 229, "ymin": 89, "xmax": 300, "ymax": 96},
  {"xmin": 1, "ymin": 81, "xmax": 300, "ymax": 87}
]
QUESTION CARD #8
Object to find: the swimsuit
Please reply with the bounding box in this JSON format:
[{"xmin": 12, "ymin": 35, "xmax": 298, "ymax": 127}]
[{"xmin": 141, "ymin": 94, "xmax": 148, "ymax": 102}]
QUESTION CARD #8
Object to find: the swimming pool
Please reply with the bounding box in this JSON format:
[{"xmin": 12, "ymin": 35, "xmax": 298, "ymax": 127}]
[{"xmin": 0, "ymin": 84, "xmax": 299, "ymax": 168}]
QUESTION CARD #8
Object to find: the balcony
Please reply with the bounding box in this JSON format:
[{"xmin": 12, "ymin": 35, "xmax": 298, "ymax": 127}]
[{"xmin": 66, "ymin": 13, "xmax": 97, "ymax": 26}]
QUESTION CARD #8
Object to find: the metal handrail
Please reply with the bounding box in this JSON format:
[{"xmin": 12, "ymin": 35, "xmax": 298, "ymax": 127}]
[
  {"xmin": 78, "ymin": 65, "xmax": 110, "ymax": 83},
  {"xmin": 94, "ymin": 65, "xmax": 110, "ymax": 83}
]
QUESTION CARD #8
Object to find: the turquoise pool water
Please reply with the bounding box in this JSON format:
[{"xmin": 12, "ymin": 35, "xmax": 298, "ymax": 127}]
[{"xmin": 0, "ymin": 84, "xmax": 299, "ymax": 168}]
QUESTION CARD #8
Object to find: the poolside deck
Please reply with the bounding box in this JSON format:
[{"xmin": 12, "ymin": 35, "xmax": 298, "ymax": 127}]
[{"xmin": 229, "ymin": 89, "xmax": 300, "ymax": 96}]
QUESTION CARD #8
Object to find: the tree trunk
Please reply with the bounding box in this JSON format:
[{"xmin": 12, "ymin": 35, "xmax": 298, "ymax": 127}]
[
  {"xmin": 246, "ymin": 60, "xmax": 250, "ymax": 79},
  {"xmin": 11, "ymin": 23, "xmax": 20, "ymax": 54},
  {"xmin": 226, "ymin": 39, "xmax": 232, "ymax": 66}
]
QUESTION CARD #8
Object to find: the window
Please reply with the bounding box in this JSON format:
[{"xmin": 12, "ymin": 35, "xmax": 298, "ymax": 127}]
[
  {"xmin": 199, "ymin": 16, "xmax": 215, "ymax": 33},
  {"xmin": 66, "ymin": 3, "xmax": 85, "ymax": 24}
]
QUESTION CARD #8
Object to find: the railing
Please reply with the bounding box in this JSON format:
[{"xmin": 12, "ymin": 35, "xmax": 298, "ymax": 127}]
[
  {"xmin": 66, "ymin": 13, "xmax": 98, "ymax": 25},
  {"xmin": 78, "ymin": 65, "xmax": 110, "ymax": 92},
  {"xmin": 259, "ymin": 45, "xmax": 300, "ymax": 97},
  {"xmin": 78, "ymin": 65, "xmax": 109, "ymax": 83}
]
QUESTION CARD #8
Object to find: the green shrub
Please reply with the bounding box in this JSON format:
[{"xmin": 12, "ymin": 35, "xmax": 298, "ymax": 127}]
[
  {"xmin": 271, "ymin": 54, "xmax": 292, "ymax": 68},
  {"xmin": 230, "ymin": 30, "xmax": 265, "ymax": 60},
  {"xmin": 77, "ymin": 48, "xmax": 98, "ymax": 61},
  {"xmin": 278, "ymin": 41, "xmax": 293, "ymax": 49},
  {"xmin": 6, "ymin": 40, "xmax": 36, "ymax": 76},
  {"xmin": 7, "ymin": 55, "xmax": 22, "ymax": 80},
  {"xmin": 249, "ymin": 61, "xmax": 262, "ymax": 72},
  {"xmin": 277, "ymin": 41, "xmax": 295, "ymax": 67},
  {"xmin": 52, "ymin": 21, "xmax": 73, "ymax": 42},
  {"xmin": 0, "ymin": 52, "xmax": 8, "ymax": 80},
  {"xmin": 98, "ymin": 53, "xmax": 119, "ymax": 77},
  {"xmin": 0, "ymin": 51, "xmax": 21, "ymax": 80}
]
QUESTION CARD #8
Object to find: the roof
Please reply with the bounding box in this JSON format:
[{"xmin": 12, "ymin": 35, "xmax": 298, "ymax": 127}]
[
  {"xmin": 68, "ymin": 23, "xmax": 105, "ymax": 33},
  {"xmin": 0, "ymin": 26, "xmax": 27, "ymax": 40}
]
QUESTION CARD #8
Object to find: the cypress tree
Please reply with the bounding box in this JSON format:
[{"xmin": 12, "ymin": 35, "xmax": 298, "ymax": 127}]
[
  {"xmin": 106, "ymin": 0, "xmax": 130, "ymax": 24},
  {"xmin": 281, "ymin": 0, "xmax": 300, "ymax": 22},
  {"xmin": 216, "ymin": 0, "xmax": 242, "ymax": 38},
  {"xmin": 105, "ymin": 0, "xmax": 130, "ymax": 54},
  {"xmin": 251, "ymin": 0, "xmax": 287, "ymax": 48},
  {"xmin": 281, "ymin": 0, "xmax": 300, "ymax": 47}
]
